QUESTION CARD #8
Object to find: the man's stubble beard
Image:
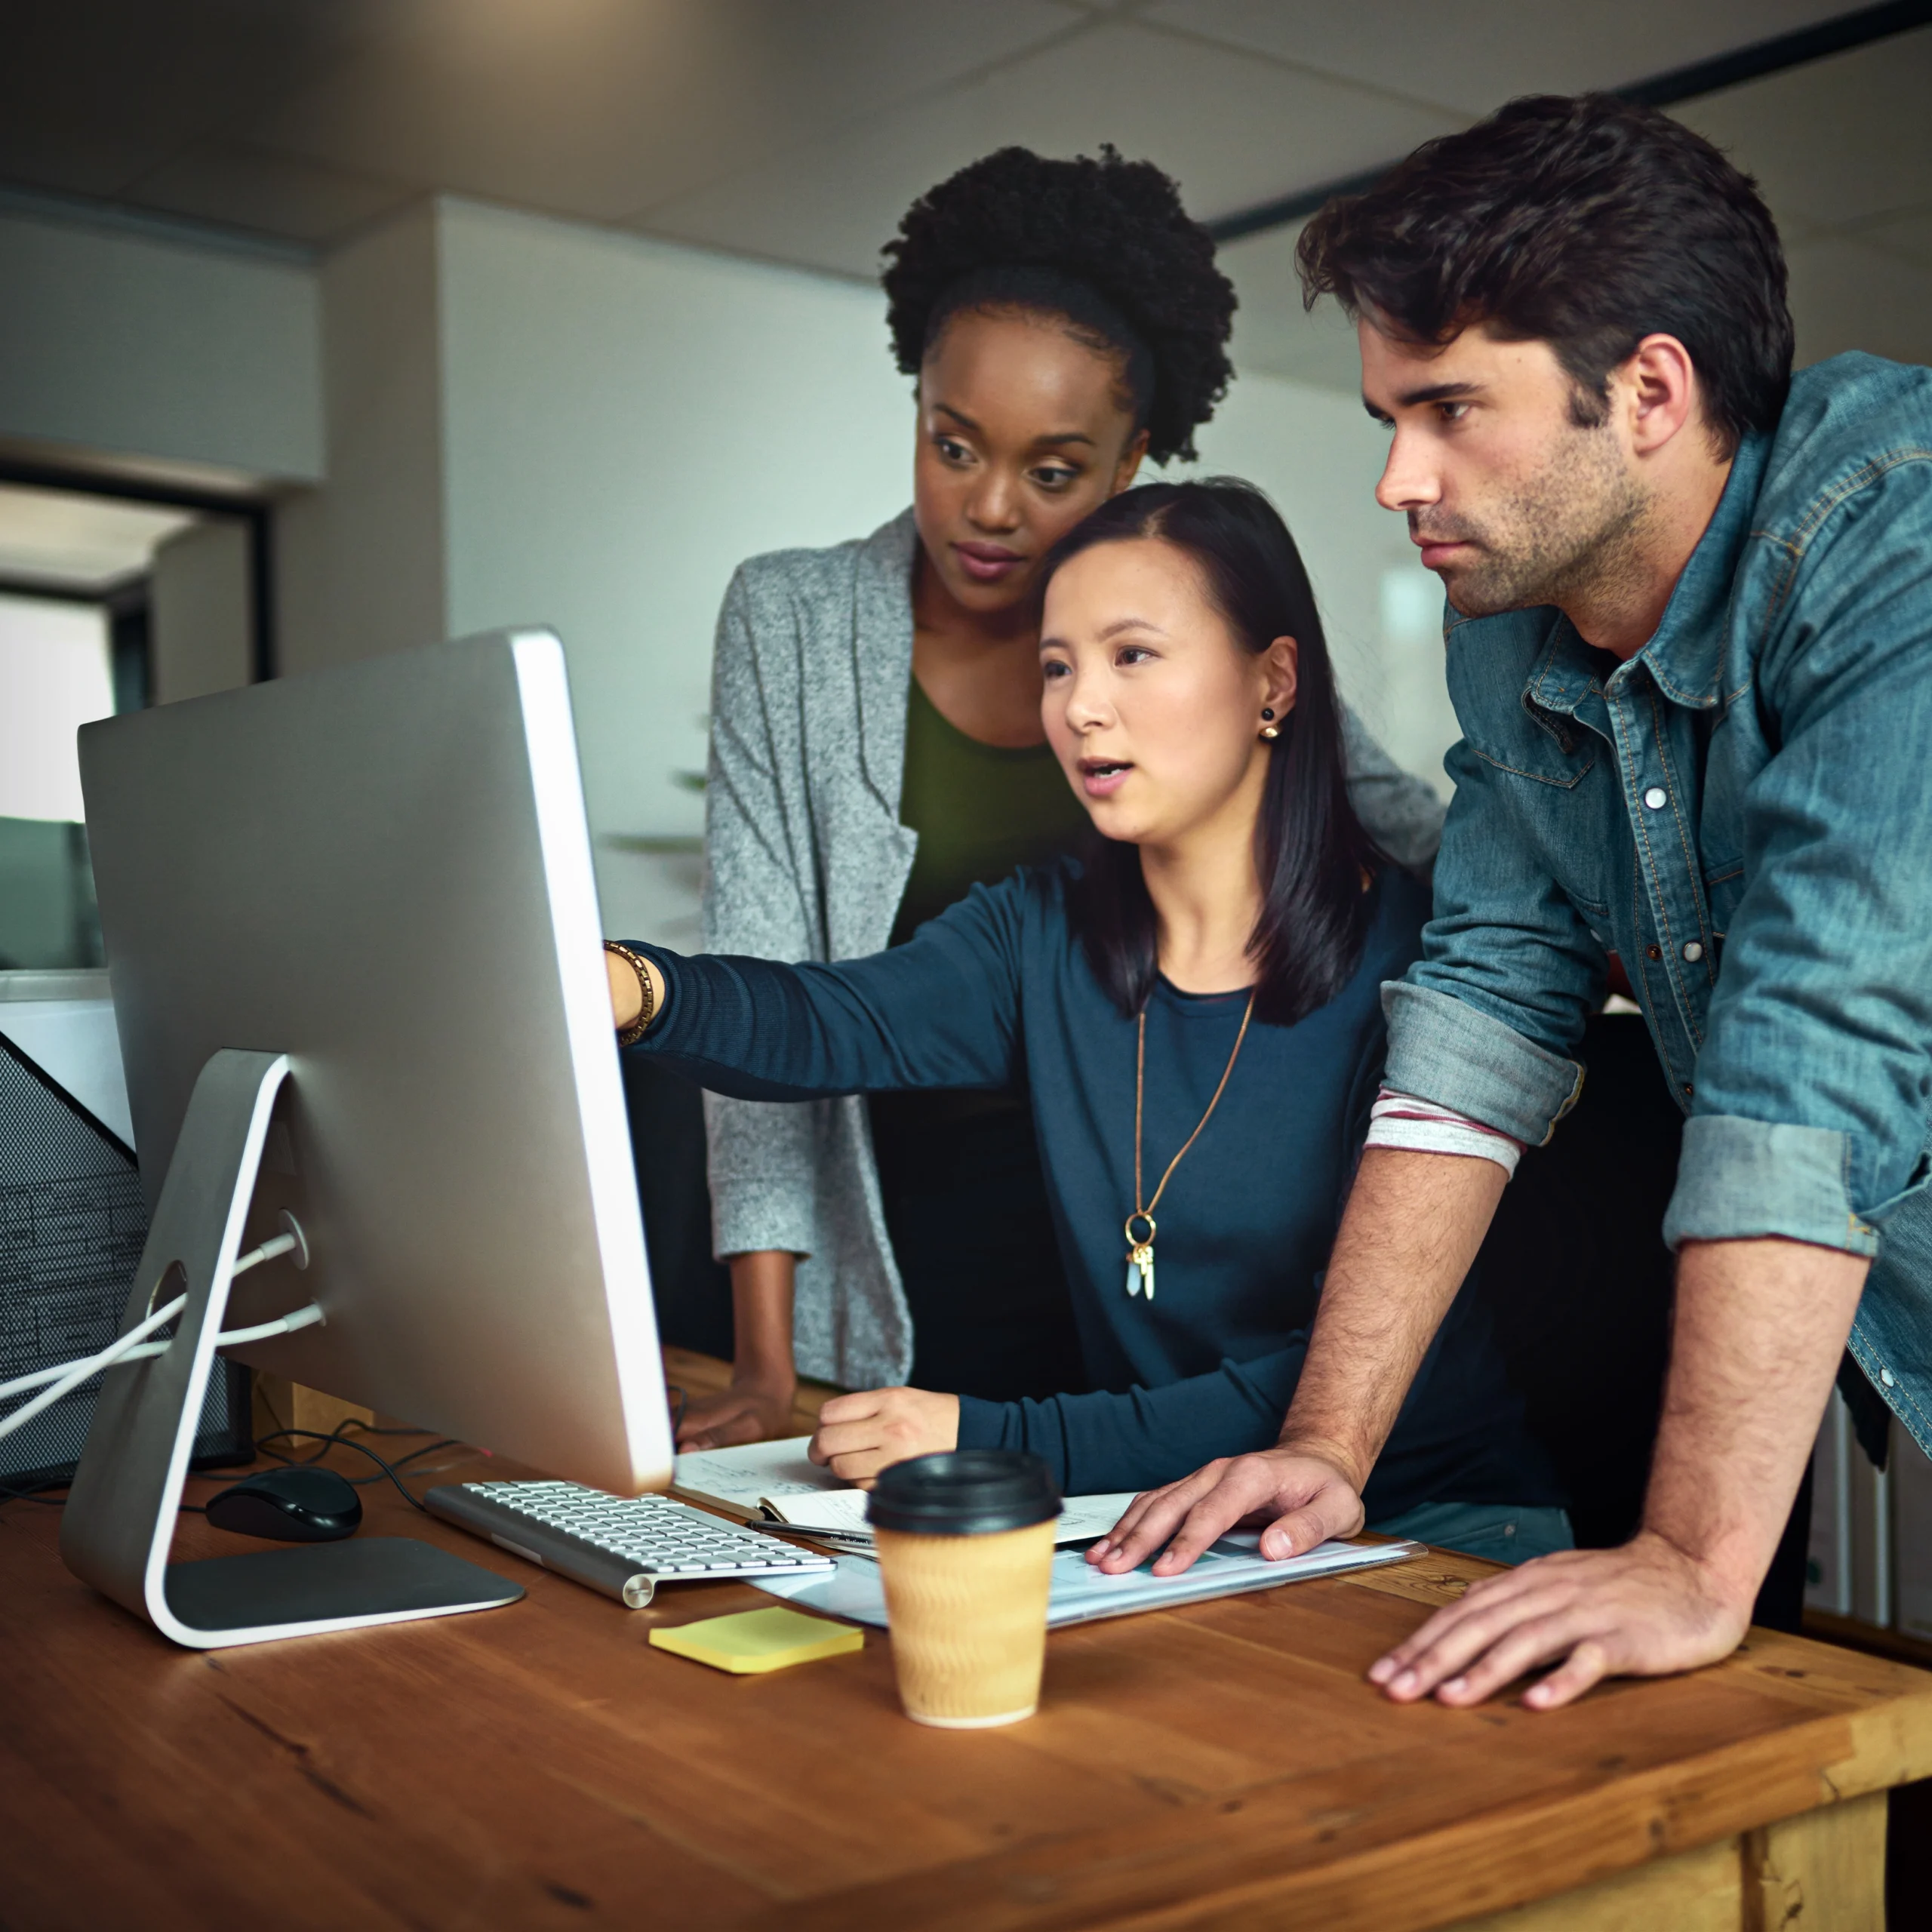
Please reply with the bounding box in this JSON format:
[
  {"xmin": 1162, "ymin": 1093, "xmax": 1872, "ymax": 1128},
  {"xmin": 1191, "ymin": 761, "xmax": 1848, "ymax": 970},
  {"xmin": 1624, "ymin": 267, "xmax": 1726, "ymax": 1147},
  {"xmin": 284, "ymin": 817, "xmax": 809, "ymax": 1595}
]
[{"xmin": 1432, "ymin": 420, "xmax": 1651, "ymax": 620}]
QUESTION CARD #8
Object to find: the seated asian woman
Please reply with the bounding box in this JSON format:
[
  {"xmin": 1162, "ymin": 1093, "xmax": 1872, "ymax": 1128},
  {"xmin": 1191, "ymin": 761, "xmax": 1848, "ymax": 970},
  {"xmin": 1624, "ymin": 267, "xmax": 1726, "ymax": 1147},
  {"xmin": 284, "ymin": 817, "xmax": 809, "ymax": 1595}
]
[{"xmin": 606, "ymin": 480, "xmax": 1569, "ymax": 1564}]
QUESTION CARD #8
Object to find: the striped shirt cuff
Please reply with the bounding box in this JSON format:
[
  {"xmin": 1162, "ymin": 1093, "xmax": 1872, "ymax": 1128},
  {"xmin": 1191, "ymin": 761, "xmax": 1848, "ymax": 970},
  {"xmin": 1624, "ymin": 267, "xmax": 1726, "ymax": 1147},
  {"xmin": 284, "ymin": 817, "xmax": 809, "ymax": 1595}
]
[{"xmin": 1365, "ymin": 1088, "xmax": 1525, "ymax": 1178}]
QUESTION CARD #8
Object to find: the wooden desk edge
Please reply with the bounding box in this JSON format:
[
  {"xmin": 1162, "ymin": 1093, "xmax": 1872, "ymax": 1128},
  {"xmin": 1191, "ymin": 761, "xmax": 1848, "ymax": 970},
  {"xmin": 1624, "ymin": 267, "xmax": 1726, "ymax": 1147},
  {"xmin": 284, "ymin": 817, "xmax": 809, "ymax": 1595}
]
[{"xmin": 730, "ymin": 1685, "xmax": 1932, "ymax": 1932}]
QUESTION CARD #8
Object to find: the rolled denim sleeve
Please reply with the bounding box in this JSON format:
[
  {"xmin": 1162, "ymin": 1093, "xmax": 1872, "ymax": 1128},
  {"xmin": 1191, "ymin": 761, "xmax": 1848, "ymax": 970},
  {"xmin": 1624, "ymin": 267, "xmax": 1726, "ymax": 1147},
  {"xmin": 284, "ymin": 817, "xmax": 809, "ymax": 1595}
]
[
  {"xmin": 1383, "ymin": 983, "xmax": 1585, "ymax": 1148},
  {"xmin": 1663, "ymin": 1118, "xmax": 1884, "ymax": 1254},
  {"xmin": 1663, "ymin": 463, "xmax": 1932, "ymax": 1255}
]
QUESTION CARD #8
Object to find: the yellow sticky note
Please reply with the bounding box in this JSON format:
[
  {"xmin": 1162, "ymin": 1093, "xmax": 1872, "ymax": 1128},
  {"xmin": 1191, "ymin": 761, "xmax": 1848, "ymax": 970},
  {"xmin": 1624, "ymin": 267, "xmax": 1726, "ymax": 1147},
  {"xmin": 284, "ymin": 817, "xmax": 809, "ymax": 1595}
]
[{"xmin": 648, "ymin": 1605, "xmax": 863, "ymax": 1675}]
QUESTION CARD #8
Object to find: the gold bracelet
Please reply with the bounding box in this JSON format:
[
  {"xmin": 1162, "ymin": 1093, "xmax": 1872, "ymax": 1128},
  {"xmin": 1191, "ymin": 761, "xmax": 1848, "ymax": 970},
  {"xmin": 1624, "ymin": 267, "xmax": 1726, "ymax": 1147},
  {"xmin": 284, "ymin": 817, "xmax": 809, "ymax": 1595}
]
[{"xmin": 604, "ymin": 941, "xmax": 657, "ymax": 1046}]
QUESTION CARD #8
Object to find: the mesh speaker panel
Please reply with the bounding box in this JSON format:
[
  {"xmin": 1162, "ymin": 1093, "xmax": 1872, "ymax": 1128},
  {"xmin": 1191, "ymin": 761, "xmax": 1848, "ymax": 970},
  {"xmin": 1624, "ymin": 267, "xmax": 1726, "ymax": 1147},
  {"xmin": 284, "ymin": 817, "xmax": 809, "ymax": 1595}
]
[{"xmin": 1, "ymin": 1036, "xmax": 250, "ymax": 1487}]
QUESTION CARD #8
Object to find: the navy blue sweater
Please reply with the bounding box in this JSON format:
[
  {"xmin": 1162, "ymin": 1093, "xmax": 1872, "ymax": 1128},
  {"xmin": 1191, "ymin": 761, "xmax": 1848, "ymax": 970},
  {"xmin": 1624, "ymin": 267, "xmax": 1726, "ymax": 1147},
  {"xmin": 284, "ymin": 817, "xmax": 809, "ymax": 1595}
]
[{"xmin": 626, "ymin": 863, "xmax": 1555, "ymax": 1514}]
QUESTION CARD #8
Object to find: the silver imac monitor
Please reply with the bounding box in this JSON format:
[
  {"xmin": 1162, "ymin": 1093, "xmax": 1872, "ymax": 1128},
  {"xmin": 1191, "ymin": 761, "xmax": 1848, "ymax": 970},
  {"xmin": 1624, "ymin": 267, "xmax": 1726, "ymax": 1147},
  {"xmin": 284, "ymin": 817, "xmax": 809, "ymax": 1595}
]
[{"xmin": 59, "ymin": 629, "xmax": 673, "ymax": 1648}]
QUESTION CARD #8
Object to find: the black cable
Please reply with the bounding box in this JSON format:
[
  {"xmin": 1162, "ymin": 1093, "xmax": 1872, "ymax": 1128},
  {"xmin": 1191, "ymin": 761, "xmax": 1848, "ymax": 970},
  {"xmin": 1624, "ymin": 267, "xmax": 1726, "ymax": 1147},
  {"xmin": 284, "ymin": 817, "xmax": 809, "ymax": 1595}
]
[
  {"xmin": 251, "ymin": 1425, "xmax": 456, "ymax": 1480},
  {"xmin": 0, "ymin": 1476, "xmax": 69, "ymax": 1507},
  {"xmin": 250, "ymin": 1426, "xmax": 444, "ymax": 1514},
  {"xmin": 4, "ymin": 1438, "xmax": 464, "ymax": 1518},
  {"xmin": 337, "ymin": 1438, "xmax": 458, "ymax": 1485},
  {"xmin": 9, "ymin": 1390, "xmax": 676, "ymax": 1514},
  {"xmin": 247, "ymin": 1404, "xmax": 441, "ymax": 1471},
  {"xmin": 1, "ymin": 1460, "xmax": 285, "ymax": 1512}
]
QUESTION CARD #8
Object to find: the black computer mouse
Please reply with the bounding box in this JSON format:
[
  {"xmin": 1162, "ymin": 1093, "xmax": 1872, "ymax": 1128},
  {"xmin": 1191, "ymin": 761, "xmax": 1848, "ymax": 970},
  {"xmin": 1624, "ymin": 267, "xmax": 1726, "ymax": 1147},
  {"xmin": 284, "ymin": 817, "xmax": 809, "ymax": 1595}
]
[{"xmin": 204, "ymin": 1466, "xmax": 363, "ymax": 1543}]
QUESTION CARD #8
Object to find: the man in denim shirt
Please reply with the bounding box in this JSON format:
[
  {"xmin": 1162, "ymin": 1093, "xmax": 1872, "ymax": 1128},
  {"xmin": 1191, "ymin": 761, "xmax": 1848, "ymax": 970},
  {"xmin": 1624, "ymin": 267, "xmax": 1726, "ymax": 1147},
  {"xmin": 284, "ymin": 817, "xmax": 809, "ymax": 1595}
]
[{"xmin": 1096, "ymin": 95, "xmax": 1932, "ymax": 1707}]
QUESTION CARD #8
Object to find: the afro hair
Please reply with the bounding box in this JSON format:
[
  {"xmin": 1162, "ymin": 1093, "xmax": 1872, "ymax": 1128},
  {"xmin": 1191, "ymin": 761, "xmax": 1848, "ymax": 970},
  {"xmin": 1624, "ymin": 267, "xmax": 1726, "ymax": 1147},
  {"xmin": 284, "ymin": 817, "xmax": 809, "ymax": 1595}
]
[{"xmin": 881, "ymin": 146, "xmax": 1237, "ymax": 466}]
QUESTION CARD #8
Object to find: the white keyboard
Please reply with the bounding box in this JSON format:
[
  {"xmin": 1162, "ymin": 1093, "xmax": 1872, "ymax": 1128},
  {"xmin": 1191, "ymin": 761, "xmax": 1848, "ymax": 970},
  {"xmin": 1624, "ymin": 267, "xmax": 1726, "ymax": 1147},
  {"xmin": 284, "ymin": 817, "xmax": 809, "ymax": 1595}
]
[{"xmin": 425, "ymin": 1479, "xmax": 834, "ymax": 1608}]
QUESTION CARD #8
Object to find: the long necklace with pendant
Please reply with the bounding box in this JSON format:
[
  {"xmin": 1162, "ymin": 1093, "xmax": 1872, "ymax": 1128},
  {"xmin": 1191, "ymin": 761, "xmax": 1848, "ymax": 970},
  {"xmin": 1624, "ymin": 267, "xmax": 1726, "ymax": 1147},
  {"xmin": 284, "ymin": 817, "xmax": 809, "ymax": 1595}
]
[{"xmin": 1124, "ymin": 989, "xmax": 1257, "ymax": 1301}]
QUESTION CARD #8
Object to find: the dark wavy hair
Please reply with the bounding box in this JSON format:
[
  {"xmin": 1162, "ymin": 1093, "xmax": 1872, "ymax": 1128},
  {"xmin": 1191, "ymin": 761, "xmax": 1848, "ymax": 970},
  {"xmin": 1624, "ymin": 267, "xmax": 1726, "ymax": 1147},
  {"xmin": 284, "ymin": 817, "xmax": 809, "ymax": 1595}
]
[
  {"xmin": 1298, "ymin": 94, "xmax": 1792, "ymax": 456},
  {"xmin": 1041, "ymin": 479, "xmax": 1382, "ymax": 1025},
  {"xmin": 881, "ymin": 146, "xmax": 1237, "ymax": 465}
]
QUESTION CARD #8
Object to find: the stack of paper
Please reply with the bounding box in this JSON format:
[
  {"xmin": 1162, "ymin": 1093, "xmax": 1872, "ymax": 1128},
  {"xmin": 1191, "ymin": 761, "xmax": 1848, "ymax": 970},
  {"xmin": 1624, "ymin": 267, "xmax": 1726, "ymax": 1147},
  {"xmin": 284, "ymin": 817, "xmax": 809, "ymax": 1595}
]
[
  {"xmin": 672, "ymin": 1436, "xmax": 842, "ymax": 1521},
  {"xmin": 672, "ymin": 1435, "xmax": 1138, "ymax": 1552},
  {"xmin": 755, "ymin": 1531, "xmax": 1426, "ymax": 1631},
  {"xmin": 760, "ymin": 1485, "xmax": 1146, "ymax": 1552}
]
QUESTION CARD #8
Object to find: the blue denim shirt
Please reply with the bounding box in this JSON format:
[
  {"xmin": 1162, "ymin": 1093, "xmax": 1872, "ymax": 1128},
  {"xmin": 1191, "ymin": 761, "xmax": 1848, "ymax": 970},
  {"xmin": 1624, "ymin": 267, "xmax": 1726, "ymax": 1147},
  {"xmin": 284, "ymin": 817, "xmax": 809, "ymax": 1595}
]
[{"xmin": 1383, "ymin": 353, "xmax": 1932, "ymax": 1454}]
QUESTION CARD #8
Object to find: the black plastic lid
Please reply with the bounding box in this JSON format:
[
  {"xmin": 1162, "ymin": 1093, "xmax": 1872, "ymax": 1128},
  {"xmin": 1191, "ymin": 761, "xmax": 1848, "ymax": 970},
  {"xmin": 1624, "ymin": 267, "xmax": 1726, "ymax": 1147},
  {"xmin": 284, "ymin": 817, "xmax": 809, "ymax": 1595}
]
[{"xmin": 866, "ymin": 1449, "xmax": 1063, "ymax": 1537}]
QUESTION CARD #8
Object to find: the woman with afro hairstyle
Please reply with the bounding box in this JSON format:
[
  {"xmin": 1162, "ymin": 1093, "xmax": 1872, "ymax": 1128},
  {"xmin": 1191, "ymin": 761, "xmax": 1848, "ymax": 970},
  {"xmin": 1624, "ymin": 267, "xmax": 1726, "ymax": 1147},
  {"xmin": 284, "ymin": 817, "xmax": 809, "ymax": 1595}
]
[{"xmin": 679, "ymin": 146, "xmax": 1443, "ymax": 1450}]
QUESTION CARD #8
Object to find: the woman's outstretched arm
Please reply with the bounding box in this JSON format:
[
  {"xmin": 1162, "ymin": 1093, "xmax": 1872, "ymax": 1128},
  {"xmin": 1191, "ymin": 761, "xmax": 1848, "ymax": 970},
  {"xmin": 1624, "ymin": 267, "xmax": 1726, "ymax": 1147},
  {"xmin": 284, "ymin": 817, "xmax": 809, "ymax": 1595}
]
[{"xmin": 608, "ymin": 877, "xmax": 1029, "ymax": 1100}]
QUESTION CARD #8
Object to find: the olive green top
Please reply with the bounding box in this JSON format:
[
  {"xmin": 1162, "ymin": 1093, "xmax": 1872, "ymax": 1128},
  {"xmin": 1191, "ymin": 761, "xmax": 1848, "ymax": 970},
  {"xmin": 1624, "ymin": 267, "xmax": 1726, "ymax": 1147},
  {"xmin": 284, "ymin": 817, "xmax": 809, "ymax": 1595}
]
[{"xmin": 888, "ymin": 677, "xmax": 1092, "ymax": 946}]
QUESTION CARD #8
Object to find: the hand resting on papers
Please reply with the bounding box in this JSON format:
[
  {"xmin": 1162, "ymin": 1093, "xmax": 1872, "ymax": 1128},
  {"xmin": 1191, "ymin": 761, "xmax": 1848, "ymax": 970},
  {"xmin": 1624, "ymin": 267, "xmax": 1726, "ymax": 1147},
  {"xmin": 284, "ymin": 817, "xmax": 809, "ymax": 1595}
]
[{"xmin": 1084, "ymin": 1443, "xmax": 1367, "ymax": 1577}]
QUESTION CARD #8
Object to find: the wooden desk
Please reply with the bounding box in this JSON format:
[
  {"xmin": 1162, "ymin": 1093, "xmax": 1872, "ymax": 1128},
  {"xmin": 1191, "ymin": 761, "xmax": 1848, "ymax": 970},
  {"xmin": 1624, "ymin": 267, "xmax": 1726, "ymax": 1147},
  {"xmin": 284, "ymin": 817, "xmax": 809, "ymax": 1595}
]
[{"xmin": 3, "ymin": 1367, "xmax": 1927, "ymax": 1931}]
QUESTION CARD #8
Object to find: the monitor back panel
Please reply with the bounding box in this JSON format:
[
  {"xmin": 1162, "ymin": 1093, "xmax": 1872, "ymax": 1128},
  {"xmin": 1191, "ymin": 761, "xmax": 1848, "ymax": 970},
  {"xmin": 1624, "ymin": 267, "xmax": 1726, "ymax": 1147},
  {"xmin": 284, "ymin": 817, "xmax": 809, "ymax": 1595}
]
[{"xmin": 77, "ymin": 632, "xmax": 669, "ymax": 1495}]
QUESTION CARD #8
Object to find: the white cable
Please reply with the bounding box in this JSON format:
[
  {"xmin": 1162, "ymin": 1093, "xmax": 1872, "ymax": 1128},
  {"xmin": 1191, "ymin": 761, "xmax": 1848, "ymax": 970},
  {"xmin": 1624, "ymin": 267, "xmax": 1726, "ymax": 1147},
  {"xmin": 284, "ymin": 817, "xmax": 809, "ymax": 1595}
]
[
  {"xmin": 232, "ymin": 1229, "xmax": 303, "ymax": 1278},
  {"xmin": 73, "ymin": 1297, "xmax": 325, "ymax": 1371},
  {"xmin": 0, "ymin": 1293, "xmax": 187, "ymax": 1445},
  {"xmin": 205, "ymin": 1302, "xmax": 325, "ymax": 1348},
  {"xmin": 0, "ymin": 1222, "xmax": 316, "ymax": 1438},
  {"xmin": 0, "ymin": 1231, "xmax": 299, "ymax": 1404}
]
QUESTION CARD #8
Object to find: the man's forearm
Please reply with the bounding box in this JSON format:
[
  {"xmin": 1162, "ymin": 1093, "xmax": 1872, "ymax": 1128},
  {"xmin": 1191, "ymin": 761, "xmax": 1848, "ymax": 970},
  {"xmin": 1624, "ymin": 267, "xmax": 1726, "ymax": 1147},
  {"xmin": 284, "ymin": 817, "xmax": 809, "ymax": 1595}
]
[
  {"xmin": 1279, "ymin": 1147, "xmax": 1509, "ymax": 1487},
  {"xmin": 1644, "ymin": 1235, "xmax": 1867, "ymax": 1606}
]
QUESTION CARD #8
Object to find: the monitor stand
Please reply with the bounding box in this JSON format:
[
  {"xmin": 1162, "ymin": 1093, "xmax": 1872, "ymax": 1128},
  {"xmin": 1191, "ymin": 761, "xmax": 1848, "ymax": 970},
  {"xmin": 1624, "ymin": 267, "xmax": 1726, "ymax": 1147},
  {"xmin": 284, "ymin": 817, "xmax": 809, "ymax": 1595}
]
[{"xmin": 60, "ymin": 1048, "xmax": 523, "ymax": 1649}]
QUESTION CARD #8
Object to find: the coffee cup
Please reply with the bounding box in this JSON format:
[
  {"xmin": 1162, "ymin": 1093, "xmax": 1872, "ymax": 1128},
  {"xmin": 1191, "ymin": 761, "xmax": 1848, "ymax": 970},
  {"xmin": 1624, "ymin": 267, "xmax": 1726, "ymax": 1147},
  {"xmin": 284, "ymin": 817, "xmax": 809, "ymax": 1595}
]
[{"xmin": 867, "ymin": 1449, "xmax": 1061, "ymax": 1728}]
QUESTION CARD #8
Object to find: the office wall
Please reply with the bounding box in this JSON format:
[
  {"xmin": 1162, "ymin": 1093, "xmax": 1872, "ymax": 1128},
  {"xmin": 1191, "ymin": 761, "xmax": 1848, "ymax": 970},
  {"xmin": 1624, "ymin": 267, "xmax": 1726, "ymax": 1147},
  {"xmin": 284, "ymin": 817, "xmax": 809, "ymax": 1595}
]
[
  {"xmin": 151, "ymin": 518, "xmax": 254, "ymax": 703},
  {"xmin": 437, "ymin": 198, "xmax": 913, "ymax": 872},
  {"xmin": 275, "ymin": 204, "xmax": 448, "ymax": 680},
  {"xmin": 0, "ymin": 208, "xmax": 321, "ymax": 487}
]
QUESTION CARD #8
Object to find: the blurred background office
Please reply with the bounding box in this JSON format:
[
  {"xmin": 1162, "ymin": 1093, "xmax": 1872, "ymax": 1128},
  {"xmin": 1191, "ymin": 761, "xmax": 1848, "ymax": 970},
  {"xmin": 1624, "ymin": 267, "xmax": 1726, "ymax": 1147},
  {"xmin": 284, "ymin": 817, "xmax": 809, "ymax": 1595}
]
[{"xmin": 2, "ymin": 0, "xmax": 1930, "ymax": 1633}]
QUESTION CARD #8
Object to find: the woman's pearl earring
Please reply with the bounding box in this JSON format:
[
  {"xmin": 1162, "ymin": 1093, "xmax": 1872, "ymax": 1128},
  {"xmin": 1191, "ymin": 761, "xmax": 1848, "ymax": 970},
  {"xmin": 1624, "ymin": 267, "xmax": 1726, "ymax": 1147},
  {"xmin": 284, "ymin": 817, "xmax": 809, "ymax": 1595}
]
[{"xmin": 1260, "ymin": 706, "xmax": 1279, "ymax": 741}]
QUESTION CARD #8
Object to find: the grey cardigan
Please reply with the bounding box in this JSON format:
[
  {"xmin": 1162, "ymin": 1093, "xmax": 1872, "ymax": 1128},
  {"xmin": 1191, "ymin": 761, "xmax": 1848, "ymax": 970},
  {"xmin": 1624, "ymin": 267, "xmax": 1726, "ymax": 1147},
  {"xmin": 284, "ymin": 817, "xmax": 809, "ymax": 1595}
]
[{"xmin": 700, "ymin": 509, "xmax": 1447, "ymax": 1390}]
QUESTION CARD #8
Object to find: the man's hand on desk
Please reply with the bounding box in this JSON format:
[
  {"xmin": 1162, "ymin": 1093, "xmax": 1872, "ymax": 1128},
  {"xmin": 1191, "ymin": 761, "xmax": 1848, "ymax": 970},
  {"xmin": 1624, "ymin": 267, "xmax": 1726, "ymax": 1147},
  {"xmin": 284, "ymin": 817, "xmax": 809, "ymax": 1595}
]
[
  {"xmin": 1085, "ymin": 1444, "xmax": 1367, "ymax": 1577},
  {"xmin": 1367, "ymin": 1532, "xmax": 1750, "ymax": 1711},
  {"xmin": 809, "ymin": 1386, "xmax": 959, "ymax": 1484},
  {"xmin": 1371, "ymin": 1238, "xmax": 1863, "ymax": 1710}
]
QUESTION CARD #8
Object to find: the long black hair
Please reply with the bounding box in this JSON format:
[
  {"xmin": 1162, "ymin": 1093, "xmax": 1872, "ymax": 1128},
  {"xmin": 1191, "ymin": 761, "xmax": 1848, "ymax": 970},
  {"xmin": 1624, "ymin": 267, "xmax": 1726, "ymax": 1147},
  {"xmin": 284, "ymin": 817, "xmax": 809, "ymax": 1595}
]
[{"xmin": 1043, "ymin": 478, "xmax": 1383, "ymax": 1026}]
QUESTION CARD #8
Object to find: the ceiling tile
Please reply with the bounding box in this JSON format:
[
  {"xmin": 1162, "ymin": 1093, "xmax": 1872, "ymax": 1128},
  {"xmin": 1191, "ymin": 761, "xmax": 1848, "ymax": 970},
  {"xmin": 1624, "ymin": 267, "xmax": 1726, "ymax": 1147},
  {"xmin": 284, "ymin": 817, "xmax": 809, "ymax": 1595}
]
[
  {"xmin": 629, "ymin": 88, "xmax": 1001, "ymax": 281},
  {"xmin": 0, "ymin": 0, "xmax": 383, "ymax": 202},
  {"xmin": 1854, "ymin": 205, "xmax": 1932, "ymax": 268},
  {"xmin": 639, "ymin": 18, "xmax": 1461, "ymax": 278},
  {"xmin": 1670, "ymin": 27, "xmax": 1932, "ymax": 232},
  {"xmin": 242, "ymin": 0, "xmax": 1084, "ymax": 229},
  {"xmin": 1143, "ymin": 0, "xmax": 1861, "ymax": 118},
  {"xmin": 1783, "ymin": 232, "xmax": 1932, "ymax": 368},
  {"xmin": 132, "ymin": 144, "xmax": 416, "ymax": 247}
]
